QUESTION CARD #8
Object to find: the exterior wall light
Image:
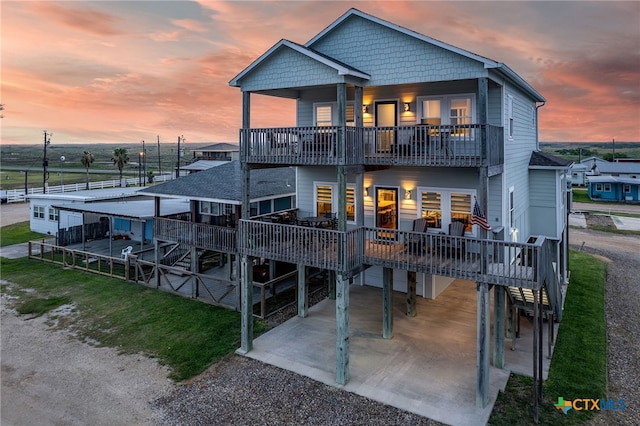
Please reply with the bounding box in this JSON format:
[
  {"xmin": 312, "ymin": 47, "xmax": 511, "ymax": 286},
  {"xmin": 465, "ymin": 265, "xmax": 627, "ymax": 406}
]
[
  {"xmin": 404, "ymin": 189, "xmax": 412, "ymax": 200},
  {"xmin": 363, "ymin": 105, "xmax": 369, "ymax": 114},
  {"xmin": 403, "ymin": 102, "xmax": 410, "ymax": 112}
]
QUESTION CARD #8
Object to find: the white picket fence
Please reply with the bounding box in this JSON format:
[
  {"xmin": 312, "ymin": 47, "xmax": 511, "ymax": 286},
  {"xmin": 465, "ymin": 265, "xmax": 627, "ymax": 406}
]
[{"xmin": 3, "ymin": 174, "xmax": 174, "ymax": 203}]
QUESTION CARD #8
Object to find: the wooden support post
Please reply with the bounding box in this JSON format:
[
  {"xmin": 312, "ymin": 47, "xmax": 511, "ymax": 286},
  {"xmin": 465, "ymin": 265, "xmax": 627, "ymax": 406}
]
[
  {"xmin": 328, "ymin": 270, "xmax": 336, "ymax": 300},
  {"xmin": 506, "ymin": 294, "xmax": 514, "ymax": 342},
  {"xmin": 538, "ymin": 290, "xmax": 544, "ymax": 399},
  {"xmin": 476, "ymin": 282, "xmax": 490, "ymax": 408},
  {"xmin": 154, "ymin": 239, "xmax": 160, "ymax": 288},
  {"xmin": 239, "ymin": 256, "xmax": 254, "ymax": 354},
  {"xmin": 191, "ymin": 246, "xmax": 198, "ymax": 298},
  {"xmin": 382, "ymin": 267, "xmax": 393, "ymax": 339},
  {"xmin": 336, "ymin": 273, "xmax": 350, "ymax": 385},
  {"xmin": 493, "ymin": 285, "xmax": 505, "ymax": 368},
  {"xmin": 407, "ymin": 271, "xmax": 417, "ymax": 317},
  {"xmin": 297, "ymin": 263, "xmax": 307, "ymax": 318},
  {"xmin": 532, "ymin": 289, "xmax": 539, "ymax": 423}
]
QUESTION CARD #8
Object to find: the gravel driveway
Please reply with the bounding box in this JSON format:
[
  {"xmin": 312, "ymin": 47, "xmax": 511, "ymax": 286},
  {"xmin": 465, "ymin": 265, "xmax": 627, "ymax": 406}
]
[{"xmin": 1, "ymin": 200, "xmax": 638, "ymax": 424}]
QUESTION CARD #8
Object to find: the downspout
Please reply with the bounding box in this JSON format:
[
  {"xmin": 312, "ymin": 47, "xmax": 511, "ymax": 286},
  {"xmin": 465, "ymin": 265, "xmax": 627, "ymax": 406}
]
[{"xmin": 535, "ymin": 101, "xmax": 546, "ymax": 151}]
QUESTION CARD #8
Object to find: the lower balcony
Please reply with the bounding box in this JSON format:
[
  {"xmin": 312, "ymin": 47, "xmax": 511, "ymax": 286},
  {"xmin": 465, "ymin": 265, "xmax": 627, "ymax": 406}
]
[
  {"xmin": 240, "ymin": 124, "xmax": 503, "ymax": 167},
  {"xmin": 238, "ymin": 220, "xmax": 555, "ymax": 292},
  {"xmin": 154, "ymin": 218, "xmax": 238, "ymax": 253}
]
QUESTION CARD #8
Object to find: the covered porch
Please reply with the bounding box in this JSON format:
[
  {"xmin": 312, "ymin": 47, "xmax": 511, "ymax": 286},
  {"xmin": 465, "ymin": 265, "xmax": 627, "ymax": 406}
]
[{"xmin": 244, "ymin": 280, "xmax": 555, "ymax": 426}]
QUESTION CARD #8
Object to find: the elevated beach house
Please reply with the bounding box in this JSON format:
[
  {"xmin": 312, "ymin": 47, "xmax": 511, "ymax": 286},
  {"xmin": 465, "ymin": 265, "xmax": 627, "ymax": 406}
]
[{"xmin": 229, "ymin": 9, "xmax": 569, "ymax": 410}]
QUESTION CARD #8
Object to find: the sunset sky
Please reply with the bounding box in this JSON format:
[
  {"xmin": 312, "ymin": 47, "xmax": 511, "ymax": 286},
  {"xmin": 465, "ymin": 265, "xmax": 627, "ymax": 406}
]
[{"xmin": 1, "ymin": 1, "xmax": 639, "ymax": 146}]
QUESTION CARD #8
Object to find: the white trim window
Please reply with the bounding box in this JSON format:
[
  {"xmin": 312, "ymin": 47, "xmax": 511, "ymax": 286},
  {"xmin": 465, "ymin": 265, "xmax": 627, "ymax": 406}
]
[
  {"xmin": 507, "ymin": 95, "xmax": 514, "ymax": 139},
  {"xmin": 33, "ymin": 205, "xmax": 45, "ymax": 219},
  {"xmin": 508, "ymin": 186, "xmax": 515, "ymax": 229},
  {"xmin": 418, "ymin": 187, "xmax": 476, "ymax": 235},
  {"xmin": 595, "ymin": 183, "xmax": 603, "ymax": 192},
  {"xmin": 314, "ymin": 182, "xmax": 356, "ymax": 222},
  {"xmin": 314, "ymin": 102, "xmax": 355, "ymax": 126},
  {"xmin": 48, "ymin": 207, "xmax": 59, "ymax": 221},
  {"xmin": 624, "ymin": 184, "xmax": 631, "ymax": 194},
  {"xmin": 416, "ymin": 94, "xmax": 476, "ymax": 126},
  {"xmin": 604, "ymin": 184, "xmax": 611, "ymax": 192}
]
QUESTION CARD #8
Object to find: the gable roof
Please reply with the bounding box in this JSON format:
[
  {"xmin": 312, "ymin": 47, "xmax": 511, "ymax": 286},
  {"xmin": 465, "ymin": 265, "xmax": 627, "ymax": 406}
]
[
  {"xmin": 229, "ymin": 39, "xmax": 370, "ymax": 87},
  {"xmin": 231, "ymin": 8, "xmax": 544, "ymax": 102},
  {"xmin": 529, "ymin": 151, "xmax": 572, "ymax": 169},
  {"xmin": 195, "ymin": 143, "xmax": 239, "ymax": 152},
  {"xmin": 139, "ymin": 161, "xmax": 295, "ymax": 204}
]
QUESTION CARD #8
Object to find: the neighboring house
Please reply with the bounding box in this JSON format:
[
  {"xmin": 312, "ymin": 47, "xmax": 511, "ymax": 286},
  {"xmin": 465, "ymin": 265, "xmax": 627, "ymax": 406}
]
[
  {"xmin": 587, "ymin": 176, "xmax": 640, "ymax": 202},
  {"xmin": 569, "ymin": 162, "xmax": 588, "ymax": 186},
  {"xmin": 28, "ymin": 187, "xmax": 144, "ymax": 236},
  {"xmin": 191, "ymin": 143, "xmax": 240, "ymax": 162},
  {"xmin": 582, "ymin": 156, "xmax": 640, "ymax": 179},
  {"xmin": 228, "ymin": 8, "xmax": 569, "ymax": 410},
  {"xmin": 138, "ymin": 160, "xmax": 296, "ymax": 278},
  {"xmin": 180, "ymin": 160, "xmax": 229, "ymax": 174},
  {"xmin": 53, "ymin": 198, "xmax": 191, "ymax": 254}
]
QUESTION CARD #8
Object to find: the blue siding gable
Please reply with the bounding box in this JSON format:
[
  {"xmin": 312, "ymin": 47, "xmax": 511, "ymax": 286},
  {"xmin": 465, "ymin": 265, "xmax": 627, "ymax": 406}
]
[
  {"xmin": 309, "ymin": 15, "xmax": 487, "ymax": 86},
  {"xmin": 239, "ymin": 47, "xmax": 348, "ymax": 92}
]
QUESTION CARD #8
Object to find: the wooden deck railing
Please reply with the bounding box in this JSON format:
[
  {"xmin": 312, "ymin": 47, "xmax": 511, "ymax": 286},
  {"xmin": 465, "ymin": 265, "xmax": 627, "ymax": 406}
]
[
  {"xmin": 154, "ymin": 218, "xmax": 237, "ymax": 253},
  {"xmin": 238, "ymin": 220, "xmax": 553, "ymax": 290},
  {"xmin": 240, "ymin": 124, "xmax": 503, "ymax": 167}
]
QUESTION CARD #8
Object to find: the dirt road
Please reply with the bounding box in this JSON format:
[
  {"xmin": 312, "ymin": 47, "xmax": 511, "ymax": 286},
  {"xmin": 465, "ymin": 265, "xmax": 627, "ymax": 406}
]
[
  {"xmin": 0, "ymin": 286, "xmax": 173, "ymax": 426},
  {"xmin": 0, "ymin": 203, "xmax": 29, "ymax": 227}
]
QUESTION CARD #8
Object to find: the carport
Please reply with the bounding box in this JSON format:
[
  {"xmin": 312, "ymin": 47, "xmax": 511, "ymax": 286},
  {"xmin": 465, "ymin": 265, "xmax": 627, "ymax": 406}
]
[{"xmin": 243, "ymin": 280, "xmax": 554, "ymax": 426}]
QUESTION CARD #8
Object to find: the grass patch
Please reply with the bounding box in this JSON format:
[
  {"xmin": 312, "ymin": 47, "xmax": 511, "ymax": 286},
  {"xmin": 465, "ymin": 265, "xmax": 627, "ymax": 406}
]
[
  {"xmin": 16, "ymin": 296, "xmax": 72, "ymax": 318},
  {"xmin": 1, "ymin": 221, "xmax": 47, "ymax": 246},
  {"xmin": 490, "ymin": 249, "xmax": 607, "ymax": 425},
  {"xmin": 1, "ymin": 257, "xmax": 268, "ymax": 381}
]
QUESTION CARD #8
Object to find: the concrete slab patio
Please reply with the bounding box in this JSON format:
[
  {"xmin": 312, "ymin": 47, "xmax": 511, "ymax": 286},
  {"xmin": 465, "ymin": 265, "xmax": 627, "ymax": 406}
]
[{"xmin": 244, "ymin": 279, "xmax": 555, "ymax": 426}]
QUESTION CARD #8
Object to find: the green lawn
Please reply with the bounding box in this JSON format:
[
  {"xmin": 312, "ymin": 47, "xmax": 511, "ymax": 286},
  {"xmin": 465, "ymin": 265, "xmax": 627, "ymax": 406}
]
[
  {"xmin": 489, "ymin": 250, "xmax": 607, "ymax": 425},
  {"xmin": 0, "ymin": 257, "xmax": 267, "ymax": 381},
  {"xmin": 1, "ymin": 221, "xmax": 47, "ymax": 246}
]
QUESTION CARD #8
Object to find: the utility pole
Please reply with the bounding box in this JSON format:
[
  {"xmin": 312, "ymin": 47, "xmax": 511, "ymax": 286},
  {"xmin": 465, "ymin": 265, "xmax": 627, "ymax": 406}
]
[
  {"xmin": 157, "ymin": 135, "xmax": 162, "ymax": 177},
  {"xmin": 612, "ymin": 138, "xmax": 615, "ymax": 161},
  {"xmin": 176, "ymin": 135, "xmax": 184, "ymax": 178},
  {"xmin": 42, "ymin": 130, "xmax": 52, "ymax": 193},
  {"xmin": 142, "ymin": 140, "xmax": 147, "ymax": 185}
]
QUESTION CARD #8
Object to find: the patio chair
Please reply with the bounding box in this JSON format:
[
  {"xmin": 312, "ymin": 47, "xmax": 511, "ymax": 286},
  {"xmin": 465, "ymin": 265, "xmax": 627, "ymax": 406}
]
[
  {"xmin": 442, "ymin": 221, "xmax": 465, "ymax": 257},
  {"xmin": 121, "ymin": 245, "xmax": 133, "ymax": 260},
  {"xmin": 406, "ymin": 218, "xmax": 428, "ymax": 254},
  {"xmin": 507, "ymin": 286, "xmax": 556, "ymax": 358}
]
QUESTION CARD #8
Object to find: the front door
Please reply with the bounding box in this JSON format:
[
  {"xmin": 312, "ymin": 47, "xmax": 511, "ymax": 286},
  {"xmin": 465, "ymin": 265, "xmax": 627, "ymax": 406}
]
[
  {"xmin": 375, "ymin": 187, "xmax": 398, "ymax": 239},
  {"xmin": 375, "ymin": 101, "xmax": 397, "ymax": 152}
]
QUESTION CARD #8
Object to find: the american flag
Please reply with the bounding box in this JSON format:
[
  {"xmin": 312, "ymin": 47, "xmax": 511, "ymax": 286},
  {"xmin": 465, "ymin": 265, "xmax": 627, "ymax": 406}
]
[{"xmin": 472, "ymin": 199, "xmax": 492, "ymax": 231}]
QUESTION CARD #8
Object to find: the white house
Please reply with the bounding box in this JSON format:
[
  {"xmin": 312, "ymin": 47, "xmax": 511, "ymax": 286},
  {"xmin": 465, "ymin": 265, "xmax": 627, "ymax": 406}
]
[{"xmin": 28, "ymin": 187, "xmax": 143, "ymax": 236}]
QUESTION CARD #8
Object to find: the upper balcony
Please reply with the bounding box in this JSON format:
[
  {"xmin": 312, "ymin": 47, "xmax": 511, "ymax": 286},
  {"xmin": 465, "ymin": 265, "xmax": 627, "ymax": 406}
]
[{"xmin": 240, "ymin": 124, "xmax": 503, "ymax": 168}]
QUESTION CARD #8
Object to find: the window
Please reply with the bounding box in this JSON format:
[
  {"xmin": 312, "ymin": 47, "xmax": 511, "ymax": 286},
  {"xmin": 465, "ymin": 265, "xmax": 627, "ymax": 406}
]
[
  {"xmin": 509, "ymin": 187, "xmax": 515, "ymax": 229},
  {"xmin": 507, "ymin": 95, "xmax": 514, "ymax": 139},
  {"xmin": 624, "ymin": 184, "xmax": 631, "ymax": 194},
  {"xmin": 48, "ymin": 207, "xmax": 59, "ymax": 221},
  {"xmin": 595, "ymin": 183, "xmax": 603, "ymax": 192},
  {"xmin": 315, "ymin": 105, "xmax": 332, "ymax": 126},
  {"xmin": 419, "ymin": 188, "xmax": 476, "ymax": 235},
  {"xmin": 417, "ymin": 94, "xmax": 475, "ymax": 126},
  {"xmin": 315, "ymin": 183, "xmax": 356, "ymax": 222},
  {"xmin": 450, "ymin": 193, "xmax": 472, "ymax": 233},
  {"xmin": 449, "ymin": 98, "xmax": 472, "ymax": 126},
  {"xmin": 604, "ymin": 184, "xmax": 611, "ymax": 192},
  {"xmin": 33, "ymin": 205, "xmax": 45, "ymax": 219},
  {"xmin": 422, "ymin": 99, "xmax": 442, "ymax": 125},
  {"xmin": 314, "ymin": 102, "xmax": 355, "ymax": 126},
  {"xmin": 420, "ymin": 191, "xmax": 442, "ymax": 228},
  {"xmin": 316, "ymin": 185, "xmax": 333, "ymax": 216},
  {"xmin": 200, "ymin": 202, "xmax": 221, "ymax": 215}
]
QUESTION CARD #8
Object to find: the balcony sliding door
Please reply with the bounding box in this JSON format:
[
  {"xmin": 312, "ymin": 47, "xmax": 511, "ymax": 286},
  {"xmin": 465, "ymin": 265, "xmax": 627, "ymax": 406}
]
[{"xmin": 375, "ymin": 187, "xmax": 398, "ymax": 239}]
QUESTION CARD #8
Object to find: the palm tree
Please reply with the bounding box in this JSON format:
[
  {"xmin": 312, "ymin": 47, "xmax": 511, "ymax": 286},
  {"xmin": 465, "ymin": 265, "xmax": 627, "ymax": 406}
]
[
  {"xmin": 111, "ymin": 148, "xmax": 129, "ymax": 184},
  {"xmin": 80, "ymin": 151, "xmax": 95, "ymax": 190}
]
